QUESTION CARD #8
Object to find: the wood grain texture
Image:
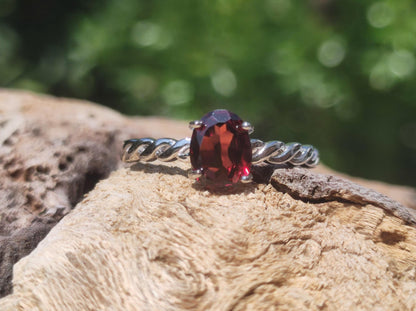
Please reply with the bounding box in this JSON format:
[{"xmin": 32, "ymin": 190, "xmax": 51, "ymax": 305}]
[
  {"xmin": 0, "ymin": 89, "xmax": 188, "ymax": 297},
  {"xmin": 1, "ymin": 89, "xmax": 416, "ymax": 310},
  {"xmin": 270, "ymin": 167, "xmax": 416, "ymax": 226},
  {"xmin": 1, "ymin": 160, "xmax": 415, "ymax": 311}
]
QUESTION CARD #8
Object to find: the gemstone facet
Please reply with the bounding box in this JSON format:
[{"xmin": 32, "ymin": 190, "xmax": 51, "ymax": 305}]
[{"xmin": 190, "ymin": 109, "xmax": 252, "ymax": 185}]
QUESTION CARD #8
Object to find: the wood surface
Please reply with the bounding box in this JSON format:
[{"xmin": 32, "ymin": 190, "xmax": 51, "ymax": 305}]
[
  {"xmin": 0, "ymin": 89, "xmax": 415, "ymax": 310},
  {"xmin": 0, "ymin": 89, "xmax": 187, "ymax": 297}
]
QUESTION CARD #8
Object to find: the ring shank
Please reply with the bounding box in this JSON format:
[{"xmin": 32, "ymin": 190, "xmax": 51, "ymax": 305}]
[{"xmin": 122, "ymin": 138, "xmax": 319, "ymax": 168}]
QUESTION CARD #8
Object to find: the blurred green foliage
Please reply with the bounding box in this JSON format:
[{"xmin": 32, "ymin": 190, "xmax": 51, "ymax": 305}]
[{"xmin": 1, "ymin": 0, "xmax": 415, "ymax": 186}]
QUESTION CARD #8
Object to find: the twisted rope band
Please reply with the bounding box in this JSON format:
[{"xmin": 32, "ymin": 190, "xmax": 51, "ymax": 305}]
[{"xmin": 122, "ymin": 138, "xmax": 319, "ymax": 168}]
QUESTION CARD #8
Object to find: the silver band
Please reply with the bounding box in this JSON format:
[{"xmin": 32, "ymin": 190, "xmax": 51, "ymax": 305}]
[{"xmin": 122, "ymin": 138, "xmax": 319, "ymax": 168}]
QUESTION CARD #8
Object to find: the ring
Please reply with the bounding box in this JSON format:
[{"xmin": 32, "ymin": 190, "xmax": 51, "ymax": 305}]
[{"xmin": 122, "ymin": 109, "xmax": 319, "ymax": 186}]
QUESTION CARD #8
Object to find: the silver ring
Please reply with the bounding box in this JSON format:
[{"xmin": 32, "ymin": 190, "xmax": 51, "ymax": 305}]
[{"xmin": 122, "ymin": 110, "xmax": 319, "ymax": 185}]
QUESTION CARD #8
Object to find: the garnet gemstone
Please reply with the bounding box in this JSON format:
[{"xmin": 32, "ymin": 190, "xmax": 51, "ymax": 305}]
[{"xmin": 190, "ymin": 109, "xmax": 252, "ymax": 185}]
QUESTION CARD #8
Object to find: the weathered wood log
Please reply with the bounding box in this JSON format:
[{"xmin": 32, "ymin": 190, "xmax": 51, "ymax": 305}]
[
  {"xmin": 0, "ymin": 89, "xmax": 187, "ymax": 297},
  {"xmin": 0, "ymin": 89, "xmax": 415, "ymax": 310},
  {"xmin": 1, "ymin": 161, "xmax": 415, "ymax": 310}
]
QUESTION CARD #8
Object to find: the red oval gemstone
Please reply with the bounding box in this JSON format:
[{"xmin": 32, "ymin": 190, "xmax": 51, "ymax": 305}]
[{"xmin": 190, "ymin": 109, "xmax": 252, "ymax": 185}]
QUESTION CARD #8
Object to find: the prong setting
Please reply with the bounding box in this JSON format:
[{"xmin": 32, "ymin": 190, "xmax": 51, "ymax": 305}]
[
  {"xmin": 189, "ymin": 120, "xmax": 203, "ymax": 130},
  {"xmin": 240, "ymin": 173, "xmax": 253, "ymax": 183},
  {"xmin": 188, "ymin": 168, "xmax": 203, "ymax": 180},
  {"xmin": 241, "ymin": 121, "xmax": 254, "ymax": 134}
]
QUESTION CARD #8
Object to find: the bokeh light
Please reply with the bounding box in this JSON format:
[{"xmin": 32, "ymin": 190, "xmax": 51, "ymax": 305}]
[
  {"xmin": 367, "ymin": 2, "xmax": 395, "ymax": 28},
  {"xmin": 318, "ymin": 39, "xmax": 346, "ymax": 68},
  {"xmin": 162, "ymin": 80, "xmax": 194, "ymax": 106},
  {"xmin": 211, "ymin": 67, "xmax": 237, "ymax": 97},
  {"xmin": 1, "ymin": 0, "xmax": 415, "ymax": 186}
]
